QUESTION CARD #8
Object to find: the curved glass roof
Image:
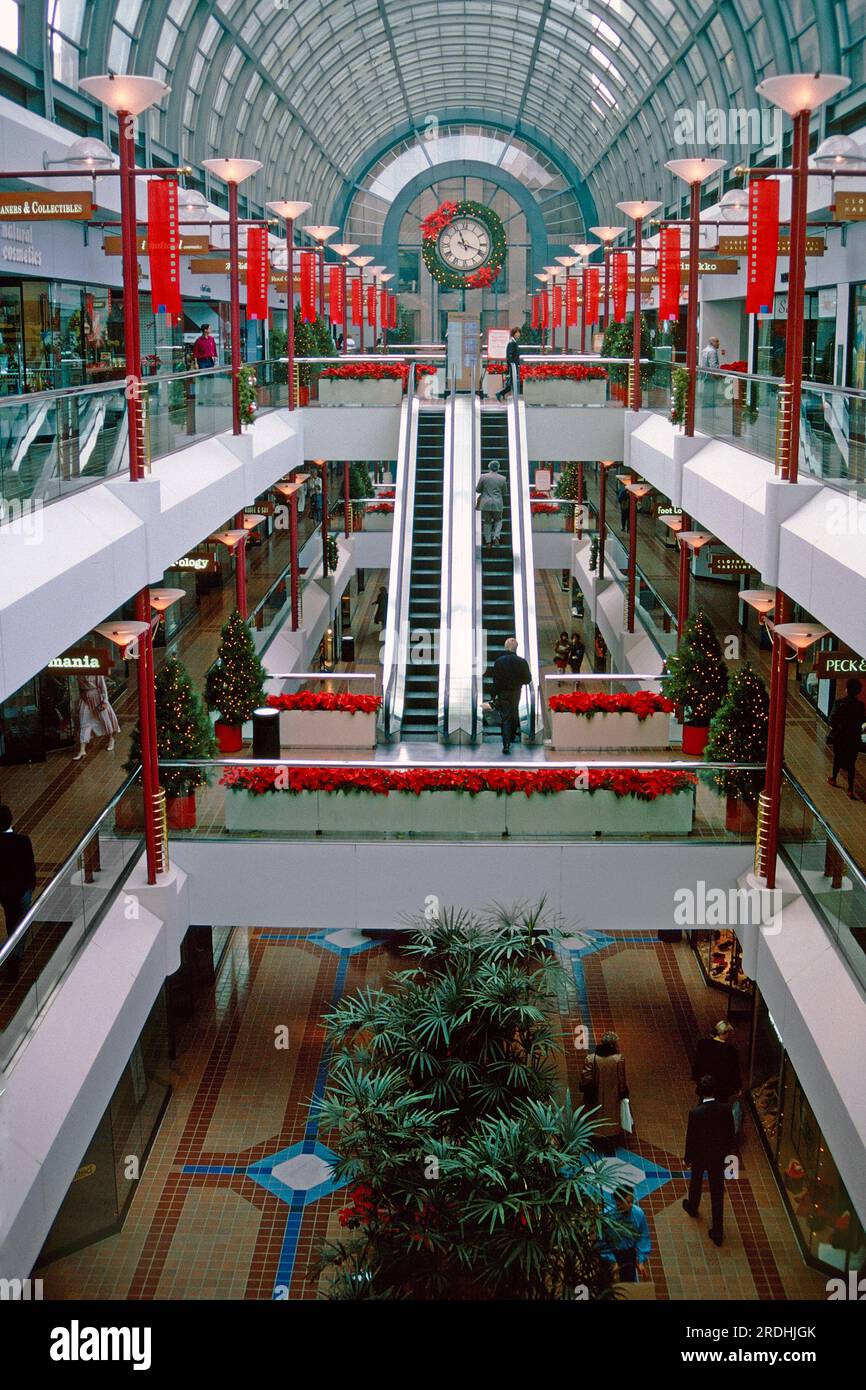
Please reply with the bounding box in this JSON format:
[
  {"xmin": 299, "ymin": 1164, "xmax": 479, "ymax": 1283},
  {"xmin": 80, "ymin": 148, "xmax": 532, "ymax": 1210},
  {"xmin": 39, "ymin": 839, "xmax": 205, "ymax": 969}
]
[{"xmin": 26, "ymin": 0, "xmax": 865, "ymax": 222}]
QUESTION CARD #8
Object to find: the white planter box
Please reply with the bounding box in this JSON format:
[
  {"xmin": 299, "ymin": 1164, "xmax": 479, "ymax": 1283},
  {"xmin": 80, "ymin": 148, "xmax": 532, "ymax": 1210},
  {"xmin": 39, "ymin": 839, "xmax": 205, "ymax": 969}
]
[
  {"xmin": 532, "ymin": 512, "xmax": 565, "ymax": 531},
  {"xmin": 317, "ymin": 791, "xmax": 397, "ymax": 835},
  {"xmin": 361, "ymin": 512, "xmax": 394, "ymax": 531},
  {"xmin": 226, "ymin": 789, "xmax": 318, "ymax": 834},
  {"xmin": 523, "ymin": 378, "xmax": 607, "ymax": 405},
  {"xmin": 550, "ymin": 709, "xmax": 670, "ymax": 751},
  {"xmin": 408, "ymin": 790, "xmax": 505, "ymax": 838},
  {"xmin": 318, "ymin": 378, "xmax": 404, "ymax": 405},
  {"xmin": 278, "ymin": 709, "xmax": 377, "ymax": 749},
  {"xmin": 505, "ymin": 786, "xmax": 694, "ymax": 836}
]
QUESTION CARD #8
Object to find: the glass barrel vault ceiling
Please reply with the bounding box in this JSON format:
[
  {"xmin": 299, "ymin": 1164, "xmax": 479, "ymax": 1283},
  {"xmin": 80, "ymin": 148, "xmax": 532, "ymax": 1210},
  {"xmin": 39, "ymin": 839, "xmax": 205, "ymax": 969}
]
[{"xmin": 27, "ymin": 0, "xmax": 866, "ymax": 224}]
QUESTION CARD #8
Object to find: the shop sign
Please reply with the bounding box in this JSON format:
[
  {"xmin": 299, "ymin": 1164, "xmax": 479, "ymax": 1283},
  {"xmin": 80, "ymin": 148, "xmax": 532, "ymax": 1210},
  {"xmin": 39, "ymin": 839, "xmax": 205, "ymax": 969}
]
[
  {"xmin": 103, "ymin": 233, "xmax": 209, "ymax": 255},
  {"xmin": 0, "ymin": 190, "xmax": 94, "ymax": 220},
  {"xmin": 656, "ymin": 505, "xmax": 682, "ymax": 518},
  {"xmin": 679, "ymin": 258, "xmax": 739, "ymax": 276},
  {"xmin": 718, "ymin": 235, "xmax": 825, "ymax": 257},
  {"xmin": 190, "ymin": 256, "xmax": 233, "ymax": 274},
  {"xmin": 245, "ymin": 502, "xmax": 276, "ymax": 517},
  {"xmin": 47, "ymin": 646, "xmax": 113, "ymax": 674},
  {"xmin": 173, "ymin": 548, "xmax": 218, "ymax": 573},
  {"xmin": 711, "ymin": 553, "xmax": 750, "ymax": 574},
  {"xmin": 834, "ymin": 191, "xmax": 866, "ymax": 222},
  {"xmin": 816, "ymin": 650, "xmax": 866, "ymax": 678}
]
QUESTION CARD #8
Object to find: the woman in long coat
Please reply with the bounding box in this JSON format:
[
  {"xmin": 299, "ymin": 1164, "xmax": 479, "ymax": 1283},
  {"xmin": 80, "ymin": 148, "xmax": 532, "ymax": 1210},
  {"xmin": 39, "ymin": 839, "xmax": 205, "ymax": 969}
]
[{"xmin": 581, "ymin": 1030, "xmax": 629, "ymax": 1155}]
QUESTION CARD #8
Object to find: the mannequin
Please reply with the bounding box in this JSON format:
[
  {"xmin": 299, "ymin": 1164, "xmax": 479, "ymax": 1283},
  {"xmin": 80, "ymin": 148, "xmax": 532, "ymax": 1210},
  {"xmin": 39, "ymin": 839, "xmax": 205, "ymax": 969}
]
[{"xmin": 73, "ymin": 674, "xmax": 120, "ymax": 760}]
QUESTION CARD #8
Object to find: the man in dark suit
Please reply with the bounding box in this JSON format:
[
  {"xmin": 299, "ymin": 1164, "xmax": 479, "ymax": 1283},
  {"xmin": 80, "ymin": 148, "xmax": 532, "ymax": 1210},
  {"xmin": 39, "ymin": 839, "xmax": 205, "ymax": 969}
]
[
  {"xmin": 682, "ymin": 1076, "xmax": 736, "ymax": 1246},
  {"xmin": 496, "ymin": 327, "xmax": 522, "ymax": 401},
  {"xmin": 691, "ymin": 1020, "xmax": 742, "ymax": 1101},
  {"xmin": 0, "ymin": 804, "xmax": 36, "ymax": 981},
  {"xmin": 491, "ymin": 637, "xmax": 532, "ymax": 755}
]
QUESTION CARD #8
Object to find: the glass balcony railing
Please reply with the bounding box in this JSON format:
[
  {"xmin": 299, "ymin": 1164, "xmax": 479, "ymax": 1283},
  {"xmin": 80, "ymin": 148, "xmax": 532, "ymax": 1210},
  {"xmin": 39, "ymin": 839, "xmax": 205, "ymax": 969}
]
[
  {"xmin": 0, "ymin": 359, "xmax": 286, "ymax": 515},
  {"xmin": 0, "ymin": 773, "xmax": 143, "ymax": 1070},
  {"xmin": 293, "ymin": 355, "xmax": 444, "ymax": 405}
]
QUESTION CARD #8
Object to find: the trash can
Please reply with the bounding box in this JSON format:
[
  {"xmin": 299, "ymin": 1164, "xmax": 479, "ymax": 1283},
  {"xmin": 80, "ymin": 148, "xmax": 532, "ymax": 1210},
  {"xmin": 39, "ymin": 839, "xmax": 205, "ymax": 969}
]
[
  {"xmin": 252, "ymin": 707, "xmax": 280, "ymax": 758},
  {"xmin": 341, "ymin": 633, "xmax": 355, "ymax": 661}
]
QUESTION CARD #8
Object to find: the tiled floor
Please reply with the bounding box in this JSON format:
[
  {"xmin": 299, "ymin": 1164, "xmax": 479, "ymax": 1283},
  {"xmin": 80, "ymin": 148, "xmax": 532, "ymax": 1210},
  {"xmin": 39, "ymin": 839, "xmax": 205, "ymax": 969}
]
[{"xmin": 41, "ymin": 926, "xmax": 826, "ymax": 1301}]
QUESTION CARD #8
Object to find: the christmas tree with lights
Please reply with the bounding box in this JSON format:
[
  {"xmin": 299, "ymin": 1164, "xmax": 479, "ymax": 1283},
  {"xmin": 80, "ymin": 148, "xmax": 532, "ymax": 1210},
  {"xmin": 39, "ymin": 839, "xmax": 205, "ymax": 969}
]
[
  {"xmin": 205, "ymin": 609, "xmax": 267, "ymax": 729},
  {"xmin": 662, "ymin": 609, "xmax": 728, "ymax": 727},
  {"xmin": 125, "ymin": 657, "xmax": 216, "ymax": 796},
  {"xmin": 555, "ymin": 461, "xmax": 584, "ymax": 502},
  {"xmin": 704, "ymin": 663, "xmax": 769, "ymax": 799}
]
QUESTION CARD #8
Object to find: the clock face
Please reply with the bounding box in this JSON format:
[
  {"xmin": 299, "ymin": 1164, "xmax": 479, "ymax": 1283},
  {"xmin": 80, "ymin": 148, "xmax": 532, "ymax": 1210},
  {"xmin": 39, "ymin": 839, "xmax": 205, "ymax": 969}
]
[{"xmin": 437, "ymin": 217, "xmax": 492, "ymax": 272}]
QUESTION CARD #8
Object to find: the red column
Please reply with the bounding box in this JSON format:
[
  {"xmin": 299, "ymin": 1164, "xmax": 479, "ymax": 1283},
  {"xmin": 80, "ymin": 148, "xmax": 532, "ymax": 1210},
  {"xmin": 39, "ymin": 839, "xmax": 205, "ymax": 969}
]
[
  {"xmin": 598, "ymin": 464, "xmax": 608, "ymax": 581},
  {"xmin": 287, "ymin": 217, "xmax": 296, "ymax": 410},
  {"xmin": 784, "ymin": 110, "xmax": 810, "ymax": 484},
  {"xmin": 631, "ymin": 218, "xmax": 643, "ymax": 410},
  {"xmin": 577, "ymin": 461, "xmax": 584, "ymax": 538},
  {"xmin": 342, "ymin": 262, "xmax": 348, "ymax": 354},
  {"xmin": 603, "ymin": 250, "xmax": 610, "ymax": 332},
  {"xmin": 580, "ymin": 269, "xmax": 587, "ymax": 354},
  {"xmin": 318, "ymin": 248, "xmax": 326, "ymax": 323},
  {"xmin": 676, "ymin": 516, "xmax": 692, "ymax": 640},
  {"xmin": 343, "ymin": 459, "xmax": 351, "ymax": 537},
  {"xmin": 235, "ymin": 534, "xmax": 248, "ymax": 619},
  {"xmin": 134, "ymin": 590, "xmax": 161, "ymax": 885},
  {"xmin": 684, "ymin": 181, "xmax": 700, "ymax": 437},
  {"xmin": 627, "ymin": 492, "xmax": 638, "ymax": 631},
  {"xmin": 229, "ymin": 180, "xmax": 241, "ymax": 436},
  {"xmin": 289, "ymin": 494, "xmax": 300, "ymax": 630},
  {"xmin": 564, "ymin": 271, "xmax": 570, "ymax": 352},
  {"xmin": 321, "ymin": 463, "xmax": 329, "ymax": 575},
  {"xmin": 761, "ymin": 589, "xmax": 794, "ymax": 888},
  {"xmin": 118, "ymin": 109, "xmax": 143, "ymax": 480},
  {"xmin": 358, "ymin": 276, "xmax": 365, "ymax": 353}
]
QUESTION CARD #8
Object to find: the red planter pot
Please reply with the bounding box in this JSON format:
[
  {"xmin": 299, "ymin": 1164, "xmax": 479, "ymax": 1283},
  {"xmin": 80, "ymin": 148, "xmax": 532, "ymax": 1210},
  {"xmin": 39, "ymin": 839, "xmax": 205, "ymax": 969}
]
[
  {"xmin": 725, "ymin": 794, "xmax": 756, "ymax": 834},
  {"xmin": 299, "ymin": 386, "xmax": 310, "ymax": 406},
  {"xmin": 682, "ymin": 723, "xmax": 709, "ymax": 756},
  {"xmin": 215, "ymin": 720, "xmax": 243, "ymax": 753},
  {"xmin": 167, "ymin": 793, "xmax": 197, "ymax": 830}
]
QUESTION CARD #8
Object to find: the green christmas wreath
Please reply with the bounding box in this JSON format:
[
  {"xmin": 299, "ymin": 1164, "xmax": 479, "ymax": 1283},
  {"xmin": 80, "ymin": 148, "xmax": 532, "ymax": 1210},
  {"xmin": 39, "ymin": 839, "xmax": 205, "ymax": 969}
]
[{"xmin": 420, "ymin": 199, "xmax": 507, "ymax": 290}]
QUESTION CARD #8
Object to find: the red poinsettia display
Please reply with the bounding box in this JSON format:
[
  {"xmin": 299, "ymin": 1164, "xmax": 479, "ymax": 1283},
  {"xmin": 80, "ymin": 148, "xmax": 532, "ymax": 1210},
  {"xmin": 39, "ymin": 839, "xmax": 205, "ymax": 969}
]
[
  {"xmin": 466, "ymin": 264, "xmax": 500, "ymax": 289},
  {"xmin": 722, "ymin": 361, "xmax": 748, "ymax": 373},
  {"xmin": 531, "ymin": 502, "xmax": 560, "ymax": 514},
  {"xmin": 367, "ymin": 502, "xmax": 395, "ymax": 513},
  {"xmin": 320, "ymin": 362, "xmax": 437, "ymax": 385},
  {"xmin": 221, "ymin": 763, "xmax": 695, "ymax": 800},
  {"xmin": 487, "ymin": 362, "xmax": 608, "ymax": 381},
  {"xmin": 266, "ymin": 692, "xmax": 382, "ymax": 715},
  {"xmin": 548, "ymin": 691, "xmax": 675, "ymax": 721},
  {"xmin": 420, "ymin": 201, "xmax": 458, "ymax": 241}
]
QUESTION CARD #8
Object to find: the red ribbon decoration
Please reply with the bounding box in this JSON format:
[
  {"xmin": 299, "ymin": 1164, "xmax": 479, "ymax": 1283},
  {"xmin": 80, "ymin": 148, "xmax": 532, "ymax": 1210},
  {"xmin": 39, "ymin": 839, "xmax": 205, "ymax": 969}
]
[
  {"xmin": 380, "ymin": 288, "xmax": 388, "ymax": 324},
  {"xmin": 746, "ymin": 179, "xmax": 780, "ymax": 315},
  {"xmin": 366, "ymin": 284, "xmax": 376, "ymax": 326},
  {"xmin": 566, "ymin": 276, "xmax": 579, "ymax": 327},
  {"xmin": 351, "ymin": 276, "xmax": 363, "ymax": 326},
  {"xmin": 388, "ymin": 292, "xmax": 397, "ymax": 328},
  {"xmin": 612, "ymin": 252, "xmax": 628, "ymax": 323},
  {"xmin": 658, "ymin": 227, "xmax": 681, "ymax": 323},
  {"xmin": 329, "ymin": 265, "xmax": 344, "ymax": 323},
  {"xmin": 531, "ymin": 294, "xmax": 539, "ymax": 329},
  {"xmin": 584, "ymin": 267, "xmax": 599, "ymax": 325},
  {"xmin": 147, "ymin": 180, "xmax": 180, "ymax": 316},
  {"xmin": 300, "ymin": 251, "xmax": 317, "ymax": 323},
  {"xmin": 552, "ymin": 284, "xmax": 563, "ymax": 327},
  {"xmin": 540, "ymin": 291, "xmax": 549, "ymax": 329},
  {"xmin": 246, "ymin": 226, "xmax": 269, "ymax": 322}
]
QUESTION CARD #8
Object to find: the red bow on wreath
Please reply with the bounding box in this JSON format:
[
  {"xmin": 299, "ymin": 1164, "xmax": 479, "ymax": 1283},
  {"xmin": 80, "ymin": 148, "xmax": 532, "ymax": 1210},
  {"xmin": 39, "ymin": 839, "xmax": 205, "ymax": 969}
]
[
  {"xmin": 466, "ymin": 264, "xmax": 500, "ymax": 289},
  {"xmin": 420, "ymin": 201, "xmax": 458, "ymax": 241}
]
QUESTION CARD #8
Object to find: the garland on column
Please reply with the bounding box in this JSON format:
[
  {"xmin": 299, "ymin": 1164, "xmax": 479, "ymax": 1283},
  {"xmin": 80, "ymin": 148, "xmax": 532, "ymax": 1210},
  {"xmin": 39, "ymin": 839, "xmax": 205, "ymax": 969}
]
[{"xmin": 237, "ymin": 365, "xmax": 257, "ymax": 426}]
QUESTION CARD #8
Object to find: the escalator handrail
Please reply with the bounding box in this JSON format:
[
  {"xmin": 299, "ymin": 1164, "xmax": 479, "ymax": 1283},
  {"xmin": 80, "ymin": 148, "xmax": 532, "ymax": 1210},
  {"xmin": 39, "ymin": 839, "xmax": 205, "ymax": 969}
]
[
  {"xmin": 439, "ymin": 365, "xmax": 458, "ymax": 741},
  {"xmin": 470, "ymin": 363, "xmax": 480, "ymax": 742},
  {"xmin": 509, "ymin": 362, "xmax": 538, "ymax": 741},
  {"xmin": 382, "ymin": 363, "xmax": 417, "ymax": 739}
]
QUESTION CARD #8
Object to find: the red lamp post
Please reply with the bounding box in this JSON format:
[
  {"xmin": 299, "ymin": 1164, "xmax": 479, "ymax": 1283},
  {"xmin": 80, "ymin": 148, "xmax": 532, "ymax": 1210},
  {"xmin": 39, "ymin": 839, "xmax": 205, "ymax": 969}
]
[
  {"xmin": 676, "ymin": 531, "xmax": 713, "ymax": 641},
  {"xmin": 624, "ymin": 482, "xmax": 653, "ymax": 631},
  {"xmin": 274, "ymin": 477, "xmax": 307, "ymax": 630},
  {"xmin": 303, "ymin": 225, "xmax": 339, "ymax": 323},
  {"xmin": 202, "ymin": 158, "xmax": 263, "ymax": 436},
  {"xmin": 211, "ymin": 529, "xmax": 249, "ymax": 619},
  {"xmin": 570, "ymin": 243, "xmax": 595, "ymax": 354},
  {"xmin": 350, "ymin": 255, "xmax": 374, "ymax": 351},
  {"xmin": 589, "ymin": 226, "xmax": 624, "ymax": 332},
  {"xmin": 617, "ymin": 202, "xmax": 661, "ymax": 410},
  {"xmin": 664, "ymin": 159, "xmax": 727, "ymax": 436},
  {"xmin": 267, "ymin": 201, "xmax": 312, "ymax": 409},
  {"xmin": 596, "ymin": 460, "xmax": 616, "ymax": 582},
  {"xmin": 555, "ymin": 256, "xmax": 578, "ymax": 351},
  {"xmin": 330, "ymin": 241, "xmax": 359, "ymax": 352}
]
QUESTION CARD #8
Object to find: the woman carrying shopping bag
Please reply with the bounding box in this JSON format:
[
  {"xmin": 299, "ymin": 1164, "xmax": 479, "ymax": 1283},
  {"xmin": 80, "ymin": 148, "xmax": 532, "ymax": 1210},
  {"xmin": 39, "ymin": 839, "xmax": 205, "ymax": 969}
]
[{"xmin": 580, "ymin": 1030, "xmax": 630, "ymax": 1155}]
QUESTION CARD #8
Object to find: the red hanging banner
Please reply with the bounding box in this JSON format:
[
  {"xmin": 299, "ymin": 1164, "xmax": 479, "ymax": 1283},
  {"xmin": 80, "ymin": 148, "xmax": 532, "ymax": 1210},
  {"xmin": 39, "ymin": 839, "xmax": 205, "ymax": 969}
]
[
  {"xmin": 658, "ymin": 227, "xmax": 681, "ymax": 322},
  {"xmin": 566, "ymin": 276, "xmax": 579, "ymax": 327},
  {"xmin": 147, "ymin": 180, "xmax": 181, "ymax": 316},
  {"xmin": 351, "ymin": 276, "xmax": 363, "ymax": 326},
  {"xmin": 366, "ymin": 284, "xmax": 376, "ymax": 326},
  {"xmin": 300, "ymin": 251, "xmax": 317, "ymax": 322},
  {"xmin": 246, "ymin": 226, "xmax": 269, "ymax": 322},
  {"xmin": 531, "ymin": 294, "xmax": 539, "ymax": 329},
  {"xmin": 552, "ymin": 284, "xmax": 563, "ymax": 327},
  {"xmin": 612, "ymin": 252, "xmax": 628, "ymax": 323},
  {"xmin": 746, "ymin": 179, "xmax": 780, "ymax": 315},
  {"xmin": 329, "ymin": 265, "xmax": 344, "ymax": 323},
  {"xmin": 389, "ymin": 293, "xmax": 397, "ymax": 328},
  {"xmin": 540, "ymin": 291, "xmax": 549, "ymax": 329},
  {"xmin": 380, "ymin": 288, "xmax": 388, "ymax": 325},
  {"xmin": 585, "ymin": 267, "xmax": 599, "ymax": 325}
]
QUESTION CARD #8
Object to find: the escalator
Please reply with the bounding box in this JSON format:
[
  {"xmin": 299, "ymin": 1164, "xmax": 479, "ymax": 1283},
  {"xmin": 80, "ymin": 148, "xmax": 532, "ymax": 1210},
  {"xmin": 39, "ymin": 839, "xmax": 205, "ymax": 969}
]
[
  {"xmin": 401, "ymin": 408, "xmax": 446, "ymax": 738},
  {"xmin": 479, "ymin": 407, "xmax": 516, "ymax": 735}
]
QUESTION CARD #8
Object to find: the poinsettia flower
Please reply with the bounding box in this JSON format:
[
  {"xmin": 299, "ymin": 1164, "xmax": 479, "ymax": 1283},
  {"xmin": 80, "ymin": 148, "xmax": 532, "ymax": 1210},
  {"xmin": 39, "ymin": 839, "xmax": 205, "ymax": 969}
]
[
  {"xmin": 267, "ymin": 692, "xmax": 382, "ymax": 714},
  {"xmin": 488, "ymin": 362, "xmax": 608, "ymax": 382},
  {"xmin": 549, "ymin": 692, "xmax": 674, "ymax": 721}
]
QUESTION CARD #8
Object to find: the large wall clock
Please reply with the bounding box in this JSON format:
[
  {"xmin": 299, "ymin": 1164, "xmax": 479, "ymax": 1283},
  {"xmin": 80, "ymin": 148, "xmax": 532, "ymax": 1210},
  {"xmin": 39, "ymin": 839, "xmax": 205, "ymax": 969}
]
[{"xmin": 421, "ymin": 199, "xmax": 506, "ymax": 289}]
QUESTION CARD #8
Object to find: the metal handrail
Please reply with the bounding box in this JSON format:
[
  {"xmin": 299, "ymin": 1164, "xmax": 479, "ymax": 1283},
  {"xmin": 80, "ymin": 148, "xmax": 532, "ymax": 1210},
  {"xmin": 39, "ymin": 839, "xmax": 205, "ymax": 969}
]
[
  {"xmin": 163, "ymin": 756, "xmax": 764, "ymax": 771},
  {"xmin": 0, "ymin": 359, "xmax": 277, "ymax": 408},
  {"xmin": 439, "ymin": 364, "xmax": 458, "ymax": 742},
  {"xmin": 543, "ymin": 672, "xmax": 665, "ymax": 683},
  {"xmin": 381, "ymin": 363, "xmax": 418, "ymax": 739},
  {"xmin": 264, "ymin": 671, "xmax": 378, "ymax": 683},
  {"xmin": 780, "ymin": 767, "xmax": 866, "ymax": 893},
  {"xmin": 469, "ymin": 363, "xmax": 480, "ymax": 742},
  {"xmin": 508, "ymin": 361, "xmax": 538, "ymax": 742},
  {"xmin": 0, "ymin": 769, "xmax": 142, "ymax": 971}
]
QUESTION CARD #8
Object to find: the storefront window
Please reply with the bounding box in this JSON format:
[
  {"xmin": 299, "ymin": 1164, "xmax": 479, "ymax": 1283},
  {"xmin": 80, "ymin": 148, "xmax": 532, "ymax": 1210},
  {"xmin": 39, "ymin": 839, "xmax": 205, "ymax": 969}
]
[
  {"xmin": 691, "ymin": 928, "xmax": 754, "ymax": 1002},
  {"xmin": 0, "ymin": 281, "xmax": 24, "ymax": 393},
  {"xmin": 756, "ymin": 289, "xmax": 835, "ymax": 382}
]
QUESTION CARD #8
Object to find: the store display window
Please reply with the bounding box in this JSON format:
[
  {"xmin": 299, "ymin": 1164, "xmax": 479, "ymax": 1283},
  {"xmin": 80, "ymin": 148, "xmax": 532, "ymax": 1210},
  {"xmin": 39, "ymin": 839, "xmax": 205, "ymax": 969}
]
[{"xmin": 691, "ymin": 928, "xmax": 754, "ymax": 1003}]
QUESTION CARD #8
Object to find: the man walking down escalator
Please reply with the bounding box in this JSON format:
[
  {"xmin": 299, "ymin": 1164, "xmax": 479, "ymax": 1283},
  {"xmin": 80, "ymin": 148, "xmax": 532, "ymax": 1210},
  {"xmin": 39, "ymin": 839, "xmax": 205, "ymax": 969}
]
[
  {"xmin": 476, "ymin": 459, "xmax": 507, "ymax": 548},
  {"xmin": 491, "ymin": 637, "xmax": 532, "ymax": 756},
  {"xmin": 496, "ymin": 326, "xmax": 521, "ymax": 402}
]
